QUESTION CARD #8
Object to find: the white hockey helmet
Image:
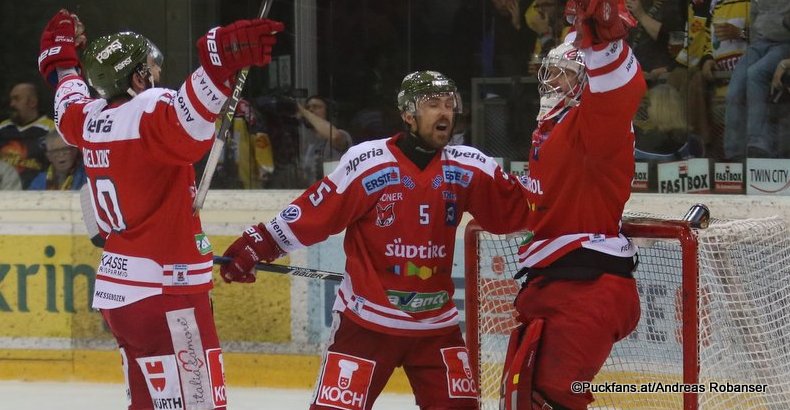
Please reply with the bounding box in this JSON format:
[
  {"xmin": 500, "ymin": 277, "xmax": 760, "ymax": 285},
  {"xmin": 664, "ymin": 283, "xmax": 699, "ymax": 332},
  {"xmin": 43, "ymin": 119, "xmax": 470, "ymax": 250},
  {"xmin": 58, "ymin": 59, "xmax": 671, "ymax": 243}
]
[{"xmin": 536, "ymin": 41, "xmax": 587, "ymax": 122}]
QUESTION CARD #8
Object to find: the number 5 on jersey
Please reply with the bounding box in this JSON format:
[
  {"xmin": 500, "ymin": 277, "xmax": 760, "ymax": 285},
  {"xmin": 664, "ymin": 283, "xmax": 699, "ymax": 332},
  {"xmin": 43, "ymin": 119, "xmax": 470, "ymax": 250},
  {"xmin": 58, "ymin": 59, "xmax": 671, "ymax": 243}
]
[{"xmin": 419, "ymin": 204, "xmax": 429, "ymax": 225}]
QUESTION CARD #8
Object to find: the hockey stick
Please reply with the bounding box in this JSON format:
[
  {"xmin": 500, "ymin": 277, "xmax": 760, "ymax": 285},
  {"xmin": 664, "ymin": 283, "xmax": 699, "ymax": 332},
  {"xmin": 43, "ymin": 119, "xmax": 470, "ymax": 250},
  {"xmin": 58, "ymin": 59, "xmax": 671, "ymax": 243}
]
[
  {"xmin": 213, "ymin": 256, "xmax": 343, "ymax": 282},
  {"xmin": 193, "ymin": 0, "xmax": 274, "ymax": 212}
]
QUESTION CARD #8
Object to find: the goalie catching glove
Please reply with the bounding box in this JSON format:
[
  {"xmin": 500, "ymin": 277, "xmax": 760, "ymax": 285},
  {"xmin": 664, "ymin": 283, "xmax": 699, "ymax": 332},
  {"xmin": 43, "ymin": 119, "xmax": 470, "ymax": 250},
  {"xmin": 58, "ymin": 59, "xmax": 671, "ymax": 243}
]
[
  {"xmin": 220, "ymin": 224, "xmax": 285, "ymax": 283},
  {"xmin": 565, "ymin": 0, "xmax": 636, "ymax": 48},
  {"xmin": 39, "ymin": 9, "xmax": 87, "ymax": 86},
  {"xmin": 197, "ymin": 19, "xmax": 284, "ymax": 91}
]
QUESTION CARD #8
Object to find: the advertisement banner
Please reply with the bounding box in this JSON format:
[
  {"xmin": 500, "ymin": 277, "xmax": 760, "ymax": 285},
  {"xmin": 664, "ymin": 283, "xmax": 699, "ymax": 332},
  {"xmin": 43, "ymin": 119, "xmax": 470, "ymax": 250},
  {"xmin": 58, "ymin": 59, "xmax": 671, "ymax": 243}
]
[
  {"xmin": 746, "ymin": 159, "xmax": 790, "ymax": 196},
  {"xmin": 657, "ymin": 158, "xmax": 711, "ymax": 193},
  {"xmin": 713, "ymin": 162, "xmax": 744, "ymax": 193},
  {"xmin": 0, "ymin": 234, "xmax": 292, "ymax": 347},
  {"xmin": 508, "ymin": 161, "xmax": 529, "ymax": 178},
  {"xmin": 632, "ymin": 162, "xmax": 649, "ymax": 192}
]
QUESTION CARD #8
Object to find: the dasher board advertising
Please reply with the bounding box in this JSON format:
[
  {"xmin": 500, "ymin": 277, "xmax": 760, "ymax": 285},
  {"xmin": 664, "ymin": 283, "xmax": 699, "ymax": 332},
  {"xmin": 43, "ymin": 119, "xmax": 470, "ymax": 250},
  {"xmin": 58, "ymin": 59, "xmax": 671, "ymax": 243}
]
[
  {"xmin": 746, "ymin": 159, "xmax": 790, "ymax": 196},
  {"xmin": 713, "ymin": 162, "xmax": 744, "ymax": 193},
  {"xmin": 657, "ymin": 158, "xmax": 711, "ymax": 193}
]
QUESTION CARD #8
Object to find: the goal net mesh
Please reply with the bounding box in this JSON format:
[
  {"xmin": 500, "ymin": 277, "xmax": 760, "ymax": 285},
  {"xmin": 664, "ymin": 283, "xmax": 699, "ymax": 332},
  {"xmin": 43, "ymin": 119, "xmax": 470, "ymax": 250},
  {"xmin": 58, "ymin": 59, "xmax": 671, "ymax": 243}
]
[{"xmin": 466, "ymin": 213, "xmax": 790, "ymax": 409}]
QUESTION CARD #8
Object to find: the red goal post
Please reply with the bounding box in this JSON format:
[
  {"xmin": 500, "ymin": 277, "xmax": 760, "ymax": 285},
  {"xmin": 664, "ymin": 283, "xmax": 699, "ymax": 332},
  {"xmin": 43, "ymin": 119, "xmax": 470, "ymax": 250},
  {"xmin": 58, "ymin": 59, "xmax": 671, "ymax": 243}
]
[{"xmin": 464, "ymin": 214, "xmax": 790, "ymax": 410}]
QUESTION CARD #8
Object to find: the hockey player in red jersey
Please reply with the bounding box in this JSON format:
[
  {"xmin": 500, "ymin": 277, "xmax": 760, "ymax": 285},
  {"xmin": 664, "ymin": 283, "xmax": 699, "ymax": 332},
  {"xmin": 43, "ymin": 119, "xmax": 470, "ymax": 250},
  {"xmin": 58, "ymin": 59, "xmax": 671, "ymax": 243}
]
[
  {"xmin": 499, "ymin": 0, "xmax": 647, "ymax": 409},
  {"xmin": 220, "ymin": 70, "xmax": 532, "ymax": 410},
  {"xmin": 38, "ymin": 9, "xmax": 282, "ymax": 409}
]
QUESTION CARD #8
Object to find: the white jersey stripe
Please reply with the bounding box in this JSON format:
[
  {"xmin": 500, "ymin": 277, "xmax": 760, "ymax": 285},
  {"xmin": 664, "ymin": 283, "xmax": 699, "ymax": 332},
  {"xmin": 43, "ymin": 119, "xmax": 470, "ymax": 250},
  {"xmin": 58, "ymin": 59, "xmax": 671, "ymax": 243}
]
[
  {"xmin": 518, "ymin": 233, "xmax": 637, "ymax": 268},
  {"xmin": 586, "ymin": 47, "xmax": 638, "ymax": 93},
  {"xmin": 174, "ymin": 85, "xmax": 215, "ymax": 141},
  {"xmin": 333, "ymin": 279, "xmax": 460, "ymax": 332},
  {"xmin": 186, "ymin": 67, "xmax": 227, "ymax": 115}
]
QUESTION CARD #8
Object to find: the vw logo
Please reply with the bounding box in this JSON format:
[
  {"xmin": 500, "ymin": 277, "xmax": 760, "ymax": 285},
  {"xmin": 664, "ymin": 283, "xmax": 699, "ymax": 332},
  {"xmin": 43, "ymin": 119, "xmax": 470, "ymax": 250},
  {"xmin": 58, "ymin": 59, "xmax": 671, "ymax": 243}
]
[{"xmin": 280, "ymin": 205, "xmax": 302, "ymax": 222}]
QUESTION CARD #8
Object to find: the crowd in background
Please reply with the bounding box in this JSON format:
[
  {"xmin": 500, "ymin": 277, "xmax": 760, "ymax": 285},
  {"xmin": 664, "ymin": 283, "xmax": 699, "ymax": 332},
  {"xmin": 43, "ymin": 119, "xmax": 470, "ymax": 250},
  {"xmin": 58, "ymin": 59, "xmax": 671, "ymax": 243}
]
[{"xmin": 0, "ymin": 0, "xmax": 789, "ymax": 191}]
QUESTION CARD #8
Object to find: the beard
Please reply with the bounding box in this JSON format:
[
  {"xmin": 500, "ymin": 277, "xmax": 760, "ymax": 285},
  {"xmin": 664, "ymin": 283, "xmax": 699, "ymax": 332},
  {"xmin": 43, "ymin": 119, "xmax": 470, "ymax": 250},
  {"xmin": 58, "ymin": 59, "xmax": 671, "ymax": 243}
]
[{"xmin": 9, "ymin": 110, "xmax": 21, "ymax": 125}]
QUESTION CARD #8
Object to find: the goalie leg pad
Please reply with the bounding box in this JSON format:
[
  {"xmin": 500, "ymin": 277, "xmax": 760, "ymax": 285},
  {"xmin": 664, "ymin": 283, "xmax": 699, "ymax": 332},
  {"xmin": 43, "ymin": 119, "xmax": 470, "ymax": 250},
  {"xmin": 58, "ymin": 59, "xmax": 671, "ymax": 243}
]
[{"xmin": 500, "ymin": 318, "xmax": 545, "ymax": 410}]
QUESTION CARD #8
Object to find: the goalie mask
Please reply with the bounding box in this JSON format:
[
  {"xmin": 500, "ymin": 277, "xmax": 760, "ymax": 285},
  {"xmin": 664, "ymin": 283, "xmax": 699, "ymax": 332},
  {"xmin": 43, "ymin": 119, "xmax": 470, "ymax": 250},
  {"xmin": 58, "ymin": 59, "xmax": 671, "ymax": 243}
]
[
  {"xmin": 397, "ymin": 71, "xmax": 462, "ymax": 115},
  {"xmin": 536, "ymin": 42, "xmax": 587, "ymax": 122},
  {"xmin": 83, "ymin": 32, "xmax": 163, "ymax": 100}
]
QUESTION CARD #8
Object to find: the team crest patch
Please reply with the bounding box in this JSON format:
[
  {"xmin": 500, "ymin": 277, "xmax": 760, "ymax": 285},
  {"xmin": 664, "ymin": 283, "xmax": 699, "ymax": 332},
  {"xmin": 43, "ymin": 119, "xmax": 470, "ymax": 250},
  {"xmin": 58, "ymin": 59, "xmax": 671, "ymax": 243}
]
[
  {"xmin": 280, "ymin": 205, "xmax": 302, "ymax": 222},
  {"xmin": 376, "ymin": 203, "xmax": 395, "ymax": 227},
  {"xmin": 172, "ymin": 264, "xmax": 189, "ymax": 286}
]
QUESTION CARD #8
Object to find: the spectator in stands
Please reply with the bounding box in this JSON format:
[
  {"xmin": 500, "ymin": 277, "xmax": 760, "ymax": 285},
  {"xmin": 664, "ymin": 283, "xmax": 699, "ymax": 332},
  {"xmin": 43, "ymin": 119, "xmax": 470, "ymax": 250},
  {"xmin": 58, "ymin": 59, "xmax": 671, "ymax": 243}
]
[
  {"xmin": 723, "ymin": 0, "xmax": 790, "ymax": 160},
  {"xmin": 349, "ymin": 103, "xmax": 402, "ymax": 144},
  {"xmin": 695, "ymin": 0, "xmax": 750, "ymax": 160},
  {"xmin": 771, "ymin": 57, "xmax": 790, "ymax": 157},
  {"xmin": 525, "ymin": 0, "xmax": 570, "ymax": 69},
  {"xmin": 667, "ymin": 0, "xmax": 749, "ymax": 160},
  {"xmin": 195, "ymin": 99, "xmax": 274, "ymax": 189},
  {"xmin": 483, "ymin": 0, "xmax": 537, "ymax": 77},
  {"xmin": 28, "ymin": 131, "xmax": 85, "ymax": 191},
  {"xmin": 0, "ymin": 82, "xmax": 55, "ymax": 188},
  {"xmin": 772, "ymin": 57, "xmax": 790, "ymax": 97},
  {"xmin": 0, "ymin": 159, "xmax": 21, "ymax": 190},
  {"xmin": 625, "ymin": 0, "xmax": 684, "ymax": 80},
  {"xmin": 635, "ymin": 84, "xmax": 704, "ymax": 161},
  {"xmin": 296, "ymin": 95, "xmax": 353, "ymax": 185}
]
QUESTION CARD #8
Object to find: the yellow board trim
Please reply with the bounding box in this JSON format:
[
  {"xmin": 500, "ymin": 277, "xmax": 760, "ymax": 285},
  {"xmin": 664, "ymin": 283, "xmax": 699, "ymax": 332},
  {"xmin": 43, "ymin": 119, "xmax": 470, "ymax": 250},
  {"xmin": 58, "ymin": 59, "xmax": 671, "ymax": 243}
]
[{"xmin": 0, "ymin": 350, "xmax": 412, "ymax": 393}]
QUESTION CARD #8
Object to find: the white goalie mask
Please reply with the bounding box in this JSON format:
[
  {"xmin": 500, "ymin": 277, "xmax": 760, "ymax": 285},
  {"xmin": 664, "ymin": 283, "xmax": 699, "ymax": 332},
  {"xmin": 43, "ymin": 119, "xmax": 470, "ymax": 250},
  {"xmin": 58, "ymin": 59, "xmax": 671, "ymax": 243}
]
[{"xmin": 536, "ymin": 42, "xmax": 587, "ymax": 122}]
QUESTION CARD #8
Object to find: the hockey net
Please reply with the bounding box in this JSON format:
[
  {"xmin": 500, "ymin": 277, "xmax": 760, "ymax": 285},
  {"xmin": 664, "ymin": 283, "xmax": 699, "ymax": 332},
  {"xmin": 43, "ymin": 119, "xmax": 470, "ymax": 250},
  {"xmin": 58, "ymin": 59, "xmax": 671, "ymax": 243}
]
[{"xmin": 464, "ymin": 213, "xmax": 790, "ymax": 410}]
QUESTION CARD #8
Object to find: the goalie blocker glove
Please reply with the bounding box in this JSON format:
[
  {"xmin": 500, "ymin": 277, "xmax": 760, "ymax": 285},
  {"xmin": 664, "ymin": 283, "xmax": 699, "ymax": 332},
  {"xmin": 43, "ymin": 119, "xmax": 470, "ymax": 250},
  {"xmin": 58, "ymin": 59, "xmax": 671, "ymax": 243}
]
[
  {"xmin": 566, "ymin": 0, "xmax": 636, "ymax": 48},
  {"xmin": 39, "ymin": 9, "xmax": 86, "ymax": 86},
  {"xmin": 220, "ymin": 224, "xmax": 285, "ymax": 283},
  {"xmin": 196, "ymin": 19, "xmax": 284, "ymax": 92}
]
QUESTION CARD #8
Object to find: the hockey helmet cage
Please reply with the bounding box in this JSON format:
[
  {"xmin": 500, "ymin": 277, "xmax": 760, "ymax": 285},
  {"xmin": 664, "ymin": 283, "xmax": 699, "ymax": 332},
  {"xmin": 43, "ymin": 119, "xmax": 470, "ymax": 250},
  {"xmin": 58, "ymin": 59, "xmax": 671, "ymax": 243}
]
[
  {"xmin": 83, "ymin": 32, "xmax": 163, "ymax": 99},
  {"xmin": 397, "ymin": 70, "xmax": 462, "ymax": 114},
  {"xmin": 536, "ymin": 42, "xmax": 587, "ymax": 121}
]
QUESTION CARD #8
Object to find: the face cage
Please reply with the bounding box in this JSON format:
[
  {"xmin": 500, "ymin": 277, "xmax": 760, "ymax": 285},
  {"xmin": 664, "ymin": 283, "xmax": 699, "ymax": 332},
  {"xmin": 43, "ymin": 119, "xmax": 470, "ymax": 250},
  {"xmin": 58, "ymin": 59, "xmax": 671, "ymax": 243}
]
[
  {"xmin": 410, "ymin": 92, "xmax": 463, "ymax": 116},
  {"xmin": 536, "ymin": 55, "xmax": 586, "ymax": 102}
]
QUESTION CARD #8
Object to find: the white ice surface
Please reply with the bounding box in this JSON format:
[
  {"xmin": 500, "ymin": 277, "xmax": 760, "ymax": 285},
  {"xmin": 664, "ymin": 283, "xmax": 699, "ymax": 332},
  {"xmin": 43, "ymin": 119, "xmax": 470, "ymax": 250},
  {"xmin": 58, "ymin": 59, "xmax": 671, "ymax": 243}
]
[{"xmin": 1, "ymin": 381, "xmax": 419, "ymax": 409}]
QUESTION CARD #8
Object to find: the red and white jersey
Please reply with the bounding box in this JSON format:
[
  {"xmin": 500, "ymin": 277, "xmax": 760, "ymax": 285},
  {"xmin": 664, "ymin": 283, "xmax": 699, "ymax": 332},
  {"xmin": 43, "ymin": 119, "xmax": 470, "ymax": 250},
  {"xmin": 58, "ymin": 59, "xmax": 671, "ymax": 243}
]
[
  {"xmin": 518, "ymin": 37, "xmax": 647, "ymax": 269},
  {"xmin": 263, "ymin": 134, "xmax": 531, "ymax": 336},
  {"xmin": 54, "ymin": 67, "xmax": 229, "ymax": 309}
]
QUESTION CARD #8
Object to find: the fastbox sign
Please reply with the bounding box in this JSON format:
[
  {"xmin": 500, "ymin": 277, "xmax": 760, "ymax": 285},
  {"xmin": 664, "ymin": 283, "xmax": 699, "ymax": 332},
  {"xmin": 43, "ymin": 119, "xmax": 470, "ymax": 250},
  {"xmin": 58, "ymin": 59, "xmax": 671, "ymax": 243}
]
[
  {"xmin": 713, "ymin": 162, "xmax": 744, "ymax": 193},
  {"xmin": 657, "ymin": 158, "xmax": 711, "ymax": 194},
  {"xmin": 746, "ymin": 159, "xmax": 790, "ymax": 195},
  {"xmin": 632, "ymin": 162, "xmax": 649, "ymax": 192}
]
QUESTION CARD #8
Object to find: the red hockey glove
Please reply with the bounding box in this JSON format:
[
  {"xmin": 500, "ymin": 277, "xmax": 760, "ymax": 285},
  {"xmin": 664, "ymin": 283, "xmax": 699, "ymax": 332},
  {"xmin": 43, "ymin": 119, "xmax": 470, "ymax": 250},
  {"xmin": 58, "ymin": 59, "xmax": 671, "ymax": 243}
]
[
  {"xmin": 39, "ymin": 9, "xmax": 86, "ymax": 87},
  {"xmin": 196, "ymin": 19, "xmax": 284, "ymax": 90},
  {"xmin": 220, "ymin": 223, "xmax": 285, "ymax": 284},
  {"xmin": 568, "ymin": 0, "xmax": 635, "ymax": 48}
]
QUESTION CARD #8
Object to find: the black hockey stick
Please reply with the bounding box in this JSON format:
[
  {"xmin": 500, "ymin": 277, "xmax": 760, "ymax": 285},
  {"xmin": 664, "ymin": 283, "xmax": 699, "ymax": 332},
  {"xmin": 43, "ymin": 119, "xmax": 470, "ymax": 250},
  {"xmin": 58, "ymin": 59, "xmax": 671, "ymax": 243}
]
[
  {"xmin": 193, "ymin": 0, "xmax": 274, "ymax": 212},
  {"xmin": 213, "ymin": 256, "xmax": 344, "ymax": 282}
]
